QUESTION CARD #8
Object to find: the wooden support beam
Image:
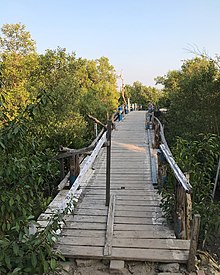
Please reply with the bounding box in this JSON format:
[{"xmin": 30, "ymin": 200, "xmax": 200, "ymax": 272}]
[
  {"xmin": 87, "ymin": 114, "xmax": 107, "ymax": 129},
  {"xmin": 175, "ymin": 184, "xmax": 186, "ymax": 239},
  {"xmin": 187, "ymin": 214, "xmax": 201, "ymax": 272},
  {"xmin": 57, "ymin": 128, "xmax": 106, "ymax": 160},
  {"xmin": 104, "ymin": 195, "xmax": 116, "ymax": 256},
  {"xmin": 154, "ymin": 123, "xmax": 160, "ymax": 149},
  {"xmin": 185, "ymin": 173, "xmax": 192, "ymax": 240},
  {"xmin": 185, "ymin": 192, "xmax": 192, "ymax": 240}
]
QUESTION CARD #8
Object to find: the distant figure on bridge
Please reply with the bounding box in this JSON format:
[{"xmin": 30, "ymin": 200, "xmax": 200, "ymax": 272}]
[{"xmin": 148, "ymin": 102, "xmax": 154, "ymax": 121}]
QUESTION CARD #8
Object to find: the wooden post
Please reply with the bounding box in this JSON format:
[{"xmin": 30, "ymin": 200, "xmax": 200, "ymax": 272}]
[
  {"xmin": 185, "ymin": 192, "xmax": 192, "ymax": 239},
  {"xmin": 175, "ymin": 184, "xmax": 186, "ymax": 239},
  {"xmin": 104, "ymin": 195, "xmax": 116, "ymax": 256},
  {"xmin": 59, "ymin": 158, "xmax": 65, "ymax": 180},
  {"xmin": 154, "ymin": 123, "xmax": 160, "ymax": 149},
  {"xmin": 157, "ymin": 151, "xmax": 167, "ymax": 189},
  {"xmin": 187, "ymin": 214, "xmax": 201, "ymax": 272},
  {"xmin": 185, "ymin": 173, "xmax": 192, "ymax": 240},
  {"xmin": 106, "ymin": 120, "xmax": 112, "ymax": 206},
  {"xmin": 70, "ymin": 154, "xmax": 80, "ymax": 187}
]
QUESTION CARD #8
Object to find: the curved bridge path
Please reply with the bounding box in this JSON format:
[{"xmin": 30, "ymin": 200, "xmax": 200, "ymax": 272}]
[{"xmin": 55, "ymin": 111, "xmax": 190, "ymax": 263}]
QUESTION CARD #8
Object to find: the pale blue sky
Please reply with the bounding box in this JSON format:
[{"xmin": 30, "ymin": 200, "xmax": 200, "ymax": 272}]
[{"xmin": 0, "ymin": 0, "xmax": 220, "ymax": 86}]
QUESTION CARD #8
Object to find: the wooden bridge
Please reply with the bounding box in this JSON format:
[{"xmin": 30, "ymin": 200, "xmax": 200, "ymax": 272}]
[{"xmin": 38, "ymin": 110, "xmax": 199, "ymax": 269}]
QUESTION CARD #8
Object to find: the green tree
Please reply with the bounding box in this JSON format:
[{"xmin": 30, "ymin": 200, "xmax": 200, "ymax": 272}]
[
  {"xmin": 0, "ymin": 23, "xmax": 121, "ymax": 273},
  {"xmin": 157, "ymin": 57, "xmax": 220, "ymax": 143},
  {"xmin": 0, "ymin": 23, "xmax": 38, "ymax": 125},
  {"xmin": 125, "ymin": 81, "xmax": 161, "ymax": 109}
]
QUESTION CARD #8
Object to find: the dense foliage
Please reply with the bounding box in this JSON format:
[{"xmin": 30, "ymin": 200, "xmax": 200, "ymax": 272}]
[
  {"xmin": 156, "ymin": 57, "xmax": 220, "ymax": 143},
  {"xmin": 1, "ymin": 22, "xmax": 219, "ymax": 272},
  {"xmin": 0, "ymin": 23, "xmax": 119, "ymax": 274},
  {"xmin": 157, "ymin": 56, "xmax": 220, "ymax": 249}
]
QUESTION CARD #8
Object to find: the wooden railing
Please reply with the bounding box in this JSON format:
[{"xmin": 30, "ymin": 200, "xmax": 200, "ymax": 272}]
[
  {"xmin": 55, "ymin": 105, "xmax": 130, "ymax": 210},
  {"xmin": 147, "ymin": 112, "xmax": 200, "ymax": 271}
]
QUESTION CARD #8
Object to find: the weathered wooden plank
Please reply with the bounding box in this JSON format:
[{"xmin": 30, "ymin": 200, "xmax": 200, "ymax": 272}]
[
  {"xmin": 65, "ymin": 215, "xmax": 107, "ymax": 223},
  {"xmin": 66, "ymin": 214, "xmax": 164, "ymax": 225},
  {"xmin": 56, "ymin": 237, "xmax": 189, "ymax": 251},
  {"xmin": 116, "ymin": 205, "xmax": 161, "ymax": 212},
  {"xmin": 104, "ymin": 195, "xmax": 116, "ymax": 256},
  {"xmin": 74, "ymin": 208, "xmax": 108, "ymax": 216},
  {"xmin": 78, "ymin": 204, "xmax": 161, "ymax": 212},
  {"xmin": 55, "ymin": 245, "xmax": 104, "ymax": 258},
  {"xmin": 97, "ymin": 171, "xmax": 151, "ymax": 175},
  {"xmin": 55, "ymin": 245, "xmax": 188, "ymax": 263},
  {"xmin": 114, "ymin": 230, "xmax": 176, "ymax": 239},
  {"xmin": 114, "ymin": 224, "xmax": 174, "ymax": 232},
  {"xmin": 85, "ymin": 186, "xmax": 154, "ymax": 190},
  {"xmin": 91, "ymin": 180, "xmax": 153, "ymax": 185},
  {"xmin": 78, "ymin": 199, "xmax": 160, "ymax": 207},
  {"xmin": 112, "ymin": 238, "xmax": 190, "ymax": 250},
  {"xmin": 100, "ymin": 166, "xmax": 148, "ymax": 170},
  {"xmin": 115, "ymin": 210, "xmax": 161, "ymax": 218},
  {"xmin": 83, "ymin": 195, "xmax": 160, "ymax": 201},
  {"xmin": 62, "ymin": 229, "xmax": 106, "ymax": 238},
  {"xmin": 57, "ymin": 236, "xmax": 105, "ymax": 246},
  {"xmin": 114, "ymin": 216, "xmax": 164, "ymax": 225},
  {"xmin": 85, "ymin": 190, "xmax": 158, "ymax": 196},
  {"xmin": 117, "ymin": 200, "xmax": 160, "ymax": 206},
  {"xmin": 111, "ymin": 247, "xmax": 189, "ymax": 263},
  {"xmin": 64, "ymin": 222, "xmax": 106, "ymax": 230}
]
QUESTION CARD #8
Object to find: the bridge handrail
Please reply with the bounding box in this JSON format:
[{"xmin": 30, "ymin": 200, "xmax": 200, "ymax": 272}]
[
  {"xmin": 149, "ymin": 112, "xmax": 194, "ymax": 240},
  {"xmin": 56, "ymin": 104, "xmax": 127, "ymax": 189},
  {"xmin": 57, "ymin": 127, "xmax": 106, "ymax": 159},
  {"xmin": 153, "ymin": 115, "xmax": 192, "ymax": 192}
]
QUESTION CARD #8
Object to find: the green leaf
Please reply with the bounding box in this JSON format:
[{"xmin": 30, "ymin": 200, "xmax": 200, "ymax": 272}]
[
  {"xmin": 50, "ymin": 258, "xmax": 56, "ymax": 270},
  {"xmin": 0, "ymin": 141, "xmax": 5, "ymax": 149},
  {"xmin": 31, "ymin": 252, "xmax": 37, "ymax": 268},
  {"xmin": 9, "ymin": 197, "xmax": 14, "ymax": 207},
  {"xmin": 12, "ymin": 267, "xmax": 22, "ymax": 274},
  {"xmin": 2, "ymin": 223, "xmax": 6, "ymax": 231},
  {"xmin": 43, "ymin": 260, "xmax": 49, "ymax": 272},
  {"xmin": 5, "ymin": 254, "xmax": 11, "ymax": 269},
  {"xmin": 7, "ymin": 222, "xmax": 11, "ymax": 230},
  {"xmin": 12, "ymin": 242, "xmax": 19, "ymax": 256}
]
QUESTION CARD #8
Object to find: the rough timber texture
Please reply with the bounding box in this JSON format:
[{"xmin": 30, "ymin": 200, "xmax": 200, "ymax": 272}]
[{"xmin": 55, "ymin": 111, "xmax": 190, "ymax": 263}]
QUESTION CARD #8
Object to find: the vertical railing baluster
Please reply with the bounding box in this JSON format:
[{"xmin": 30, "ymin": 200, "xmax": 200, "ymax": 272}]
[{"xmin": 106, "ymin": 120, "xmax": 112, "ymax": 206}]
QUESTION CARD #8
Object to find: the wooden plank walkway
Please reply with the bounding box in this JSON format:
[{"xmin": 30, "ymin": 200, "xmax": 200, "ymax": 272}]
[{"xmin": 55, "ymin": 111, "xmax": 190, "ymax": 263}]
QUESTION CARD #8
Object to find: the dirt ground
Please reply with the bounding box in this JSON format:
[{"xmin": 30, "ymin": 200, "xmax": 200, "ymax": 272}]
[
  {"xmin": 60, "ymin": 260, "xmax": 185, "ymax": 275},
  {"xmin": 62, "ymin": 260, "xmax": 157, "ymax": 275},
  {"xmin": 59, "ymin": 258, "xmax": 220, "ymax": 275}
]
